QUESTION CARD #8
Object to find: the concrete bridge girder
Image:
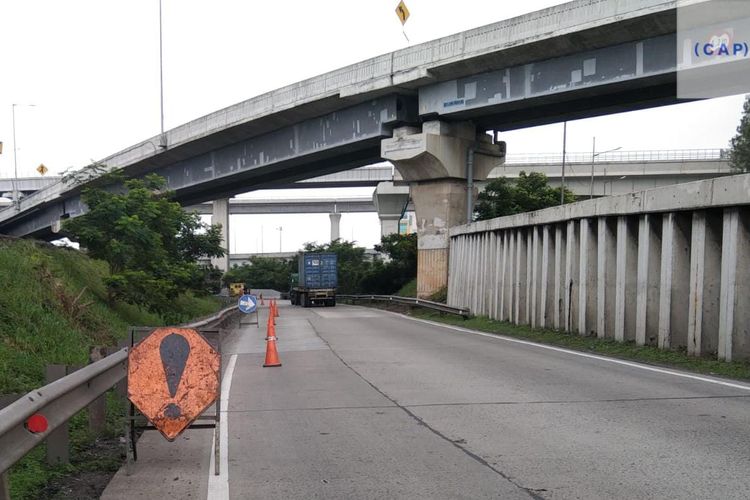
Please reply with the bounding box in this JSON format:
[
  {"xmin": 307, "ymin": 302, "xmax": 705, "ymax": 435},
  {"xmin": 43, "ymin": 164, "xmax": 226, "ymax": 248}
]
[{"xmin": 382, "ymin": 121, "xmax": 505, "ymax": 298}]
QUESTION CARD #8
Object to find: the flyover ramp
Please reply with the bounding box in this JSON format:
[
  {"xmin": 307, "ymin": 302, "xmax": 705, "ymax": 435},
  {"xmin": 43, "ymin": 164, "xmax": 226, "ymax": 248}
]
[{"xmin": 103, "ymin": 302, "xmax": 750, "ymax": 499}]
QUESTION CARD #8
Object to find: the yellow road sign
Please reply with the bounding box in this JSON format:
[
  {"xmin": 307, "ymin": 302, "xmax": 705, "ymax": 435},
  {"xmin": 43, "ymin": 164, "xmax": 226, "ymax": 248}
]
[
  {"xmin": 395, "ymin": 0, "xmax": 410, "ymax": 25},
  {"xmin": 36, "ymin": 164, "xmax": 48, "ymax": 176}
]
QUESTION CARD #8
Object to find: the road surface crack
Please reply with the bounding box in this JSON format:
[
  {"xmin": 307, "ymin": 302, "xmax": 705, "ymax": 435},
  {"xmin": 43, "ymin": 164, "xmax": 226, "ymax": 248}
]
[{"xmin": 308, "ymin": 320, "xmax": 546, "ymax": 500}]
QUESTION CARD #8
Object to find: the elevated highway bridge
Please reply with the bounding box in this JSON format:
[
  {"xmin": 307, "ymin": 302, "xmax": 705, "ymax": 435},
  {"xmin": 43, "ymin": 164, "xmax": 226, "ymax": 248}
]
[{"xmin": 0, "ymin": 0, "xmax": 745, "ymax": 297}]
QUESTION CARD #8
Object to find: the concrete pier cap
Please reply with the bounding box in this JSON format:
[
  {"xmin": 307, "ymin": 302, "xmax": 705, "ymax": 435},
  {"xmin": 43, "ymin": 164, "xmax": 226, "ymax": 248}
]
[
  {"xmin": 381, "ymin": 120, "xmax": 505, "ymax": 298},
  {"xmin": 373, "ymin": 181, "xmax": 410, "ymax": 237}
]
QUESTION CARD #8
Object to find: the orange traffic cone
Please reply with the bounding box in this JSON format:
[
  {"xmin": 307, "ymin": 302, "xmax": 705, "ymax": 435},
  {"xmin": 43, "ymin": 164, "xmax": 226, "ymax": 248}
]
[
  {"xmin": 267, "ymin": 314, "xmax": 277, "ymax": 339},
  {"xmin": 273, "ymin": 299, "xmax": 279, "ymax": 318},
  {"xmin": 263, "ymin": 322, "xmax": 282, "ymax": 367}
]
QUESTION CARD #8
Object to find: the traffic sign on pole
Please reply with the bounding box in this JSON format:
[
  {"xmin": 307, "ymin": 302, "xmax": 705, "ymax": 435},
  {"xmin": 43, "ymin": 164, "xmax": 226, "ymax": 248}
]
[
  {"xmin": 238, "ymin": 294, "xmax": 257, "ymax": 314},
  {"xmin": 127, "ymin": 327, "xmax": 220, "ymax": 441}
]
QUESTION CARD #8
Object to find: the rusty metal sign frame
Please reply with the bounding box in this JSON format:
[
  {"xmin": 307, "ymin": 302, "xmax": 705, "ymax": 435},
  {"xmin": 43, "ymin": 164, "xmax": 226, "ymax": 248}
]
[{"xmin": 125, "ymin": 326, "xmax": 223, "ymax": 476}]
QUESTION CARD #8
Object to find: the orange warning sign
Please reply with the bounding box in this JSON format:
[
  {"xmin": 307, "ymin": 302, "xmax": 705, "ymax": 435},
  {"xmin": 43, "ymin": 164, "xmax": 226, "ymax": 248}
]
[{"xmin": 127, "ymin": 327, "xmax": 220, "ymax": 441}]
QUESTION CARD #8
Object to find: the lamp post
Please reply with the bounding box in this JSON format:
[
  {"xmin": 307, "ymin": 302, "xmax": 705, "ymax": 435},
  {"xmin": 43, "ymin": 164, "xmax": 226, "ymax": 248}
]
[
  {"xmin": 11, "ymin": 103, "xmax": 36, "ymax": 209},
  {"xmin": 560, "ymin": 122, "xmax": 567, "ymax": 205},
  {"xmin": 277, "ymin": 226, "xmax": 282, "ymax": 252},
  {"xmin": 158, "ymin": 0, "xmax": 166, "ymax": 148},
  {"xmin": 589, "ymin": 138, "xmax": 622, "ymax": 199}
]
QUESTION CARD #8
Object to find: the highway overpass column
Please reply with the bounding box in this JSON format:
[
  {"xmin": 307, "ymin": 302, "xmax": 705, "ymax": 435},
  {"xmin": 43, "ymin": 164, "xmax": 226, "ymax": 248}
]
[
  {"xmin": 382, "ymin": 121, "xmax": 504, "ymax": 298},
  {"xmin": 211, "ymin": 198, "xmax": 230, "ymax": 273},
  {"xmin": 329, "ymin": 213, "xmax": 341, "ymax": 242},
  {"xmin": 373, "ymin": 182, "xmax": 410, "ymax": 237}
]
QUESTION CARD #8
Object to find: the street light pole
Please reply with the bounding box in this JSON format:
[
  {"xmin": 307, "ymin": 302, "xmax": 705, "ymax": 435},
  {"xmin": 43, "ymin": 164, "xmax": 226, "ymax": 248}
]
[
  {"xmin": 158, "ymin": 0, "xmax": 166, "ymax": 148},
  {"xmin": 277, "ymin": 226, "xmax": 283, "ymax": 252},
  {"xmin": 560, "ymin": 121, "xmax": 567, "ymax": 205},
  {"xmin": 591, "ymin": 143, "xmax": 622, "ymax": 199}
]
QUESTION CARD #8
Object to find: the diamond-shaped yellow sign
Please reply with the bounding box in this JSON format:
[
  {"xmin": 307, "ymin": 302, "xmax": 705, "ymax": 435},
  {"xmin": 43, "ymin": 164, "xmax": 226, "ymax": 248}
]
[
  {"xmin": 36, "ymin": 164, "xmax": 48, "ymax": 176},
  {"xmin": 395, "ymin": 0, "xmax": 410, "ymax": 25}
]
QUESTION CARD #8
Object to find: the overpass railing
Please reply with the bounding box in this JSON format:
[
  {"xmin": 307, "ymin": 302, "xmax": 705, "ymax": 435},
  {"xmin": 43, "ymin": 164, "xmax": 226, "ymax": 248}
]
[
  {"xmin": 0, "ymin": 305, "xmax": 237, "ymax": 476},
  {"xmin": 448, "ymin": 173, "xmax": 750, "ymax": 362},
  {"xmin": 505, "ymin": 149, "xmax": 728, "ymax": 165},
  {"xmin": 338, "ymin": 294, "xmax": 470, "ymax": 318}
]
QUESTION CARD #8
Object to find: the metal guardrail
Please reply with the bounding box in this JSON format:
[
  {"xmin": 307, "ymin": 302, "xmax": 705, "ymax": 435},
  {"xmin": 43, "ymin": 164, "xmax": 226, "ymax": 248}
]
[
  {"xmin": 505, "ymin": 149, "xmax": 728, "ymax": 165},
  {"xmin": 0, "ymin": 305, "xmax": 237, "ymax": 475},
  {"xmin": 338, "ymin": 294, "xmax": 471, "ymax": 318}
]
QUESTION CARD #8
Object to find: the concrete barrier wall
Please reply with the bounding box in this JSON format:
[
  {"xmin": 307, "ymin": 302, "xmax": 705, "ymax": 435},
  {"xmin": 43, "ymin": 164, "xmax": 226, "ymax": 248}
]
[{"xmin": 447, "ymin": 174, "xmax": 750, "ymax": 361}]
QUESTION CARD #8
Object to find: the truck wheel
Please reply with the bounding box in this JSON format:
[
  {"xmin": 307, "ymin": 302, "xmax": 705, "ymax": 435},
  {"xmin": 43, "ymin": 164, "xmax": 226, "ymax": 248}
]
[{"xmin": 302, "ymin": 294, "xmax": 310, "ymax": 308}]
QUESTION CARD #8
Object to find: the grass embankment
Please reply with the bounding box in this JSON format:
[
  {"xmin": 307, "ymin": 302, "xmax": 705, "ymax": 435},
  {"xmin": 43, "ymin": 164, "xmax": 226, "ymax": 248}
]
[
  {"xmin": 409, "ymin": 310, "xmax": 750, "ymax": 381},
  {"xmin": 395, "ymin": 278, "xmax": 417, "ymax": 298},
  {"xmin": 0, "ymin": 238, "xmax": 222, "ymax": 499}
]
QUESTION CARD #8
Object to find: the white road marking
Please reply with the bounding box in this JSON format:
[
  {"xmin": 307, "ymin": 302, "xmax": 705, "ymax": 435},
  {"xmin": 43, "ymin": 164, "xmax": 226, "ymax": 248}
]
[
  {"xmin": 208, "ymin": 353, "xmax": 238, "ymax": 499},
  {"xmin": 396, "ymin": 313, "xmax": 750, "ymax": 392}
]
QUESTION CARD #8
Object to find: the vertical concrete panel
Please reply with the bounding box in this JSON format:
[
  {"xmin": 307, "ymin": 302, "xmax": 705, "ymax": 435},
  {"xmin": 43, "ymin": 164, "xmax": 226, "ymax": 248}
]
[
  {"xmin": 526, "ymin": 230, "xmax": 533, "ymax": 326},
  {"xmin": 541, "ymin": 225, "xmax": 556, "ymax": 329},
  {"xmin": 554, "ymin": 225, "xmax": 564, "ymax": 330},
  {"xmin": 658, "ymin": 213, "xmax": 691, "ymax": 349},
  {"xmin": 515, "ymin": 229, "xmax": 528, "ymax": 325},
  {"xmin": 578, "ymin": 218, "xmax": 598, "ymax": 336},
  {"xmin": 719, "ymin": 208, "xmax": 750, "ymax": 361},
  {"xmin": 615, "ymin": 216, "xmax": 638, "ymax": 342},
  {"xmin": 564, "ymin": 221, "xmax": 579, "ymax": 332},
  {"xmin": 493, "ymin": 232, "xmax": 503, "ymax": 320},
  {"xmin": 210, "ymin": 198, "xmax": 230, "ymax": 273},
  {"xmin": 531, "ymin": 227, "xmax": 540, "ymax": 328},
  {"xmin": 447, "ymin": 237, "xmax": 456, "ymax": 305},
  {"xmin": 687, "ymin": 211, "xmax": 721, "ymax": 357},
  {"xmin": 507, "ymin": 231, "xmax": 516, "ymax": 323},
  {"xmin": 500, "ymin": 231, "xmax": 509, "ymax": 322},
  {"xmin": 636, "ymin": 215, "xmax": 662, "ymax": 346},
  {"xmin": 597, "ymin": 217, "xmax": 617, "ymax": 339}
]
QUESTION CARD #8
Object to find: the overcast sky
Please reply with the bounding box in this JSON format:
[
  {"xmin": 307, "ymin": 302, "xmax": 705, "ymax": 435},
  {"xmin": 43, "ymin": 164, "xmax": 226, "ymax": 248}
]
[{"xmin": 0, "ymin": 1, "xmax": 746, "ymax": 252}]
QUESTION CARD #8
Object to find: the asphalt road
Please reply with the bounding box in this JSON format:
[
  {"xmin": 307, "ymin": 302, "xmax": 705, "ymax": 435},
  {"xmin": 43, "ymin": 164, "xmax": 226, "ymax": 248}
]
[{"xmin": 103, "ymin": 302, "xmax": 750, "ymax": 499}]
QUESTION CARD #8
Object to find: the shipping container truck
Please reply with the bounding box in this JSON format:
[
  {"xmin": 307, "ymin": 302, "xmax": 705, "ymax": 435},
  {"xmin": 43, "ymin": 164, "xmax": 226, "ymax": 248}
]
[{"xmin": 290, "ymin": 252, "xmax": 337, "ymax": 307}]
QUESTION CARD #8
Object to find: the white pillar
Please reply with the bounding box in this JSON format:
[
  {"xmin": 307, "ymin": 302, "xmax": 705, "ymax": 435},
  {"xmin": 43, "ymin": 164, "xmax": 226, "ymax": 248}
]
[
  {"xmin": 329, "ymin": 212, "xmax": 341, "ymax": 242},
  {"xmin": 210, "ymin": 198, "xmax": 230, "ymax": 273},
  {"xmin": 514, "ymin": 229, "xmax": 528, "ymax": 325},
  {"xmin": 541, "ymin": 225, "xmax": 555, "ymax": 329}
]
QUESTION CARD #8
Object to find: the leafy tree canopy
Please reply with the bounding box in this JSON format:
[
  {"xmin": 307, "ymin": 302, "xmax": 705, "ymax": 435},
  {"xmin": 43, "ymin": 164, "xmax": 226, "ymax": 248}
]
[
  {"xmin": 474, "ymin": 171, "xmax": 576, "ymax": 221},
  {"xmin": 362, "ymin": 233, "xmax": 418, "ymax": 294},
  {"xmin": 729, "ymin": 95, "xmax": 750, "ymax": 172},
  {"xmin": 63, "ymin": 173, "xmax": 225, "ymax": 318},
  {"xmin": 223, "ymin": 257, "xmax": 294, "ymax": 293}
]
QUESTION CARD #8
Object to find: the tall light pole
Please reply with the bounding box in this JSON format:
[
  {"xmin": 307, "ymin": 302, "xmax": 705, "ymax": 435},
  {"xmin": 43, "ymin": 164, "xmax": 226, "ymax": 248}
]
[
  {"xmin": 277, "ymin": 226, "xmax": 283, "ymax": 252},
  {"xmin": 589, "ymin": 138, "xmax": 622, "ymax": 199},
  {"xmin": 11, "ymin": 103, "xmax": 36, "ymax": 209},
  {"xmin": 158, "ymin": 0, "xmax": 166, "ymax": 148}
]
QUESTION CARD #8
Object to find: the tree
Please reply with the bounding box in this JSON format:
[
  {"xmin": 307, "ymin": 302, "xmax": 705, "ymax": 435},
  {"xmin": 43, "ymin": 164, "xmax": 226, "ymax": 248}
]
[
  {"xmin": 474, "ymin": 171, "xmax": 576, "ymax": 221},
  {"xmin": 361, "ymin": 233, "xmax": 418, "ymax": 294},
  {"xmin": 63, "ymin": 173, "xmax": 225, "ymax": 317},
  {"xmin": 729, "ymin": 95, "xmax": 750, "ymax": 172},
  {"xmin": 222, "ymin": 257, "xmax": 294, "ymax": 292}
]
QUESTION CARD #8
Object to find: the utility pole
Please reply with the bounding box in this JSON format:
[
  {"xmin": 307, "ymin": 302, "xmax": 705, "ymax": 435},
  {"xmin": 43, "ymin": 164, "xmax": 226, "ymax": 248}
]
[
  {"xmin": 277, "ymin": 226, "xmax": 283, "ymax": 252},
  {"xmin": 159, "ymin": 0, "xmax": 166, "ymax": 148}
]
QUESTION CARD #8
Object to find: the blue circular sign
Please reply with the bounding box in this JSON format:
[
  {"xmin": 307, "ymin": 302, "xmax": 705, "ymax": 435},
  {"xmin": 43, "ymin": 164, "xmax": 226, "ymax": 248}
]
[{"xmin": 238, "ymin": 294, "xmax": 257, "ymax": 314}]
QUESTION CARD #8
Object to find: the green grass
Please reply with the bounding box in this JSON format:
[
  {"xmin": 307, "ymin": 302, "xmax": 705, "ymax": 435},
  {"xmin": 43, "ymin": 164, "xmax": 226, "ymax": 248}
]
[
  {"xmin": 407, "ymin": 309, "xmax": 750, "ymax": 381},
  {"xmin": 0, "ymin": 238, "xmax": 224, "ymax": 499},
  {"xmin": 396, "ymin": 278, "xmax": 417, "ymax": 298}
]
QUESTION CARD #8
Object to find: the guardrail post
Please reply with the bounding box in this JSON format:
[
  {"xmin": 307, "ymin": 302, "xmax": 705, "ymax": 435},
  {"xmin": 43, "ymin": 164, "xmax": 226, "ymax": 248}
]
[
  {"xmin": 45, "ymin": 365, "xmax": 70, "ymax": 466},
  {"xmin": 88, "ymin": 347, "xmax": 107, "ymax": 434}
]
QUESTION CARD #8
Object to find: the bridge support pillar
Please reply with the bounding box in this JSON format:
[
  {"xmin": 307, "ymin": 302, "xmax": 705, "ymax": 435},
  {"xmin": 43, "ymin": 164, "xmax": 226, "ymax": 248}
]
[
  {"xmin": 373, "ymin": 182, "xmax": 410, "ymax": 237},
  {"xmin": 329, "ymin": 212, "xmax": 341, "ymax": 242},
  {"xmin": 211, "ymin": 198, "xmax": 230, "ymax": 273},
  {"xmin": 382, "ymin": 121, "xmax": 505, "ymax": 299}
]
